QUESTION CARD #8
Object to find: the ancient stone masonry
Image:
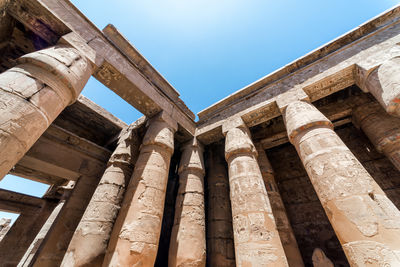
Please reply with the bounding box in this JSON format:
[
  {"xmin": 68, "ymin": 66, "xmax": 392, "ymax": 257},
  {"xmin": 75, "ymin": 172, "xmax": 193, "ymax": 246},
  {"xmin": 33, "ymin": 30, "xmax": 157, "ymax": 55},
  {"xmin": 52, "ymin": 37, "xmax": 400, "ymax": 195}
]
[
  {"xmin": 353, "ymin": 102, "xmax": 400, "ymax": 171},
  {"xmin": 61, "ymin": 120, "xmax": 144, "ymax": 267},
  {"xmin": 283, "ymin": 100, "xmax": 400, "ymax": 266},
  {"xmin": 103, "ymin": 112, "xmax": 177, "ymax": 266},
  {"xmin": 206, "ymin": 143, "xmax": 236, "ymax": 267},
  {"xmin": 3, "ymin": 1, "xmax": 400, "ymax": 266},
  {"xmin": 169, "ymin": 138, "xmax": 206, "ymax": 267},
  {"xmin": 255, "ymin": 143, "xmax": 304, "ymax": 267},
  {"xmin": 223, "ymin": 117, "xmax": 288, "ymax": 266}
]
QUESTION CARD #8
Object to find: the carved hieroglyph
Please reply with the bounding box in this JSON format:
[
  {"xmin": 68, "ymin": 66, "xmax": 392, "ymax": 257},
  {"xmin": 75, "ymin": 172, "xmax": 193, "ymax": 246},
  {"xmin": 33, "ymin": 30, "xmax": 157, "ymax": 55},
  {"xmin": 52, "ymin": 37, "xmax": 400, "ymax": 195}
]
[
  {"xmin": 284, "ymin": 100, "xmax": 400, "ymax": 267},
  {"xmin": 353, "ymin": 102, "xmax": 400, "ymax": 171},
  {"xmin": 206, "ymin": 143, "xmax": 236, "ymax": 267},
  {"xmin": 223, "ymin": 117, "xmax": 289, "ymax": 267},
  {"xmin": 0, "ymin": 44, "xmax": 92, "ymax": 180},
  {"xmin": 61, "ymin": 125, "xmax": 141, "ymax": 267},
  {"xmin": 103, "ymin": 112, "xmax": 177, "ymax": 267},
  {"xmin": 169, "ymin": 138, "xmax": 206, "ymax": 267},
  {"xmin": 362, "ymin": 57, "xmax": 400, "ymax": 117},
  {"xmin": 255, "ymin": 144, "xmax": 304, "ymax": 267}
]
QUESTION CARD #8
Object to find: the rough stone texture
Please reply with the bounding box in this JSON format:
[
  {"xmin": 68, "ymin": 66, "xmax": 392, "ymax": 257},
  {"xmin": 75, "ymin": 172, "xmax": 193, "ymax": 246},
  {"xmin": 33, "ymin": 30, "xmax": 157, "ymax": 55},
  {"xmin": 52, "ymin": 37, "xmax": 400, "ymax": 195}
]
[
  {"xmin": 205, "ymin": 143, "xmax": 236, "ymax": 267},
  {"xmin": 18, "ymin": 199, "xmax": 66, "ymax": 267},
  {"xmin": 223, "ymin": 117, "xmax": 288, "ymax": 267},
  {"xmin": 0, "ymin": 44, "xmax": 92, "ymax": 180},
  {"xmin": 255, "ymin": 143, "xmax": 304, "ymax": 267},
  {"xmin": 312, "ymin": 248, "xmax": 334, "ymax": 267},
  {"xmin": 103, "ymin": 112, "xmax": 177, "ymax": 266},
  {"xmin": 362, "ymin": 57, "xmax": 400, "ymax": 117},
  {"xmin": 353, "ymin": 102, "xmax": 400, "ymax": 171},
  {"xmin": 0, "ymin": 218, "xmax": 11, "ymax": 242},
  {"xmin": 61, "ymin": 122, "xmax": 142, "ymax": 267},
  {"xmin": 169, "ymin": 138, "xmax": 206, "ymax": 267},
  {"xmin": 30, "ymin": 174, "xmax": 104, "ymax": 267},
  {"xmin": 284, "ymin": 101, "xmax": 400, "ymax": 266}
]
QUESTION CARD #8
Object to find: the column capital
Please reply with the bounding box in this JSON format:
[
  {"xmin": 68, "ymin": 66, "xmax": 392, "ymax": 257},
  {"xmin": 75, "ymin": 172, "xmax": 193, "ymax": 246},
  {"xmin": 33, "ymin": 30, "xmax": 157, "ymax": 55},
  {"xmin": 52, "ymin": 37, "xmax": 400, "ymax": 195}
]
[
  {"xmin": 17, "ymin": 44, "xmax": 92, "ymax": 105},
  {"xmin": 142, "ymin": 111, "xmax": 177, "ymax": 154},
  {"xmin": 284, "ymin": 101, "xmax": 333, "ymax": 143},
  {"xmin": 222, "ymin": 116, "xmax": 257, "ymax": 160},
  {"xmin": 178, "ymin": 137, "xmax": 205, "ymax": 175},
  {"xmin": 361, "ymin": 57, "xmax": 400, "ymax": 116},
  {"xmin": 276, "ymin": 88, "xmax": 310, "ymax": 113}
]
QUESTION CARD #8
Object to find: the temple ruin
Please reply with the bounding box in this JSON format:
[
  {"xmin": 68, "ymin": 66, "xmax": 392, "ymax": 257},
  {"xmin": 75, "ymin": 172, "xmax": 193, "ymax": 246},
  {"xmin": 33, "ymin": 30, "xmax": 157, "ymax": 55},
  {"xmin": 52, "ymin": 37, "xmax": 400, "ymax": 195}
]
[{"xmin": 1, "ymin": 0, "xmax": 400, "ymax": 266}]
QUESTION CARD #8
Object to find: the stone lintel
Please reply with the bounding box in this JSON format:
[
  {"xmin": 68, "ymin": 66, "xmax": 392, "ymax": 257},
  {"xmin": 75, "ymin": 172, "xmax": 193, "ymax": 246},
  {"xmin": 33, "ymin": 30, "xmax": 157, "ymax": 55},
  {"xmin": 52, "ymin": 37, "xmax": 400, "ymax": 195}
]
[
  {"xmin": 0, "ymin": 188, "xmax": 51, "ymax": 214},
  {"xmin": 59, "ymin": 32, "xmax": 97, "ymax": 67}
]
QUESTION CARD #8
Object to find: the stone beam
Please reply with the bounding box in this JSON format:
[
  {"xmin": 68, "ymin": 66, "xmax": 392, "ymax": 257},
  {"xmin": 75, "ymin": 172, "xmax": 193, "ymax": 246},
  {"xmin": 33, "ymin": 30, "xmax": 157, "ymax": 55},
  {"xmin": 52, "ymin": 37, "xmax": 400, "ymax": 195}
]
[
  {"xmin": 197, "ymin": 6, "xmax": 400, "ymax": 144},
  {"xmin": 11, "ymin": 124, "xmax": 111, "ymax": 185},
  {"xmin": 6, "ymin": 0, "xmax": 196, "ymax": 136},
  {"xmin": 254, "ymin": 94, "xmax": 372, "ymax": 149},
  {"xmin": 0, "ymin": 188, "xmax": 49, "ymax": 214}
]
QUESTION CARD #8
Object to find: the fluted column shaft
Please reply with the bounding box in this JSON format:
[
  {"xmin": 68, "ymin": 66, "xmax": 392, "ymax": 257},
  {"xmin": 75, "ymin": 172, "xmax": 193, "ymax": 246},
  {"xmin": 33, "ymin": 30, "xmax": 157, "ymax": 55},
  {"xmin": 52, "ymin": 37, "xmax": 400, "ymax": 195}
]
[
  {"xmin": 206, "ymin": 143, "xmax": 236, "ymax": 267},
  {"xmin": 169, "ymin": 138, "xmax": 206, "ymax": 267},
  {"xmin": 103, "ymin": 112, "xmax": 177, "ymax": 267},
  {"xmin": 284, "ymin": 100, "xmax": 400, "ymax": 266},
  {"xmin": 255, "ymin": 144, "xmax": 304, "ymax": 267},
  {"xmin": 223, "ymin": 117, "xmax": 288, "ymax": 266},
  {"xmin": 61, "ymin": 123, "xmax": 142, "ymax": 266},
  {"xmin": 353, "ymin": 102, "xmax": 400, "ymax": 171},
  {"xmin": 0, "ymin": 44, "xmax": 92, "ymax": 179}
]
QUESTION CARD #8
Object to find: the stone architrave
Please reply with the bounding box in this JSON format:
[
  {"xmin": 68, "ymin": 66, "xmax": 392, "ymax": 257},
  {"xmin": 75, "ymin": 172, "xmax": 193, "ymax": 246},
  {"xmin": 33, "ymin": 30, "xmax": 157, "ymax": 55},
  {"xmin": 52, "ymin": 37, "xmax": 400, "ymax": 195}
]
[
  {"xmin": 103, "ymin": 112, "xmax": 177, "ymax": 267},
  {"xmin": 222, "ymin": 117, "xmax": 289, "ymax": 267},
  {"xmin": 206, "ymin": 143, "xmax": 236, "ymax": 267},
  {"xmin": 168, "ymin": 138, "xmax": 206, "ymax": 267},
  {"xmin": 255, "ymin": 144, "xmax": 304, "ymax": 267},
  {"xmin": 353, "ymin": 102, "xmax": 400, "ymax": 171},
  {"xmin": 61, "ymin": 123, "xmax": 142, "ymax": 267},
  {"xmin": 362, "ymin": 57, "xmax": 400, "ymax": 117},
  {"xmin": 0, "ymin": 44, "xmax": 93, "ymax": 179},
  {"xmin": 284, "ymin": 100, "xmax": 400, "ymax": 266}
]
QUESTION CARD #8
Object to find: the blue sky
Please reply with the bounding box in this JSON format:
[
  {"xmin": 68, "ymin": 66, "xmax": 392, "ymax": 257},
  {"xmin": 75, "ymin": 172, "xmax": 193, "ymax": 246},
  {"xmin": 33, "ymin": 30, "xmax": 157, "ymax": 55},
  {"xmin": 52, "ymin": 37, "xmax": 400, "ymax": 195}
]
[{"xmin": 0, "ymin": 0, "xmax": 399, "ymax": 222}]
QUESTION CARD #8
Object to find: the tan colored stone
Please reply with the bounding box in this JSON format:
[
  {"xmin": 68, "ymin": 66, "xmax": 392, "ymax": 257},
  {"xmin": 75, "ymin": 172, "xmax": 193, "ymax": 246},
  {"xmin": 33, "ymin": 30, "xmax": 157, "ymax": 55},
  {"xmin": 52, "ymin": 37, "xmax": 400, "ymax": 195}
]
[
  {"xmin": 206, "ymin": 143, "xmax": 236, "ymax": 267},
  {"xmin": 223, "ymin": 117, "xmax": 288, "ymax": 267},
  {"xmin": 353, "ymin": 102, "xmax": 400, "ymax": 171},
  {"xmin": 169, "ymin": 138, "xmax": 206, "ymax": 267},
  {"xmin": 103, "ymin": 112, "xmax": 177, "ymax": 267},
  {"xmin": 284, "ymin": 100, "xmax": 400, "ymax": 266},
  {"xmin": 256, "ymin": 144, "xmax": 304, "ymax": 267},
  {"xmin": 0, "ymin": 43, "xmax": 92, "ymax": 180},
  {"xmin": 361, "ymin": 57, "xmax": 400, "ymax": 117},
  {"xmin": 61, "ymin": 125, "xmax": 141, "ymax": 267},
  {"xmin": 312, "ymin": 248, "xmax": 333, "ymax": 267}
]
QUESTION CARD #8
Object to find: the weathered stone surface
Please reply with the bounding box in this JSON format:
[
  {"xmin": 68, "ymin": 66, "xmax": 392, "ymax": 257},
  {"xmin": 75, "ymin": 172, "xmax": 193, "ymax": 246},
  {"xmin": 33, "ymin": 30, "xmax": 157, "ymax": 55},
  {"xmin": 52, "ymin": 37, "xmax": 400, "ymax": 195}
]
[
  {"xmin": 61, "ymin": 121, "xmax": 142, "ymax": 267},
  {"xmin": 353, "ymin": 102, "xmax": 400, "ymax": 171},
  {"xmin": 256, "ymin": 144, "xmax": 304, "ymax": 267},
  {"xmin": 0, "ymin": 43, "xmax": 92, "ymax": 180},
  {"xmin": 361, "ymin": 57, "xmax": 400, "ymax": 117},
  {"xmin": 223, "ymin": 117, "xmax": 288, "ymax": 267},
  {"xmin": 103, "ymin": 112, "xmax": 177, "ymax": 266},
  {"xmin": 284, "ymin": 100, "xmax": 400, "ymax": 266},
  {"xmin": 169, "ymin": 138, "xmax": 206, "ymax": 267},
  {"xmin": 312, "ymin": 248, "xmax": 334, "ymax": 267},
  {"xmin": 206, "ymin": 143, "xmax": 236, "ymax": 267}
]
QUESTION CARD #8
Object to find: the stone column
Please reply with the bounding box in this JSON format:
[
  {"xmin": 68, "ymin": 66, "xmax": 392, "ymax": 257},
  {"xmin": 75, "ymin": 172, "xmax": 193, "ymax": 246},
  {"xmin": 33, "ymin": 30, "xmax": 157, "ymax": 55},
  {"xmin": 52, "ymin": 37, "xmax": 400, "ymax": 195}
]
[
  {"xmin": 0, "ymin": 43, "xmax": 93, "ymax": 179},
  {"xmin": 353, "ymin": 102, "xmax": 400, "ymax": 171},
  {"xmin": 206, "ymin": 143, "xmax": 236, "ymax": 267},
  {"xmin": 223, "ymin": 117, "xmax": 288, "ymax": 266},
  {"xmin": 103, "ymin": 112, "xmax": 177, "ymax": 267},
  {"xmin": 0, "ymin": 201, "xmax": 56, "ymax": 266},
  {"xmin": 255, "ymin": 143, "xmax": 304, "ymax": 267},
  {"xmin": 30, "ymin": 175, "xmax": 104, "ymax": 267},
  {"xmin": 283, "ymin": 100, "xmax": 400, "ymax": 266},
  {"xmin": 360, "ymin": 57, "xmax": 400, "ymax": 117},
  {"xmin": 61, "ymin": 123, "xmax": 142, "ymax": 266},
  {"xmin": 169, "ymin": 138, "xmax": 206, "ymax": 267}
]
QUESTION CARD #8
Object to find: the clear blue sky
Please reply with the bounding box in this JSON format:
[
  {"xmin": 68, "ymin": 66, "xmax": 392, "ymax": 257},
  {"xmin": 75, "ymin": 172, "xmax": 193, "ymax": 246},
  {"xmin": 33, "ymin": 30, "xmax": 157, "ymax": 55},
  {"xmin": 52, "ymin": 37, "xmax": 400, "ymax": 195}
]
[{"xmin": 0, "ymin": 0, "xmax": 399, "ymax": 222}]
